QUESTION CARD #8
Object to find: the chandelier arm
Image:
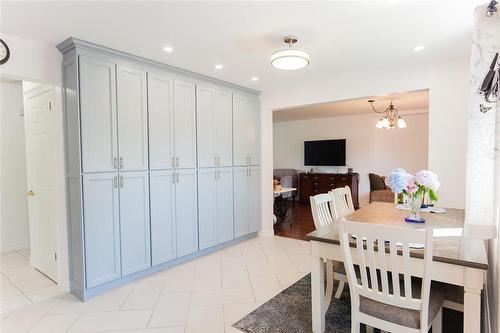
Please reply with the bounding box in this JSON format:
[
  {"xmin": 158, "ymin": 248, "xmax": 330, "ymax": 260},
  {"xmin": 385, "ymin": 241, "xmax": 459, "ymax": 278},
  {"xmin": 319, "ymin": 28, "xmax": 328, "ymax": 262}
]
[{"xmin": 369, "ymin": 101, "xmax": 386, "ymax": 114}]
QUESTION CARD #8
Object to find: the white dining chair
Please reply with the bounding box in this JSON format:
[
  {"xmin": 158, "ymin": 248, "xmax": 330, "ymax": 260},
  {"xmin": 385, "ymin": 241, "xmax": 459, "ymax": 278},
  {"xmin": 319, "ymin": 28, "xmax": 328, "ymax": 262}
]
[
  {"xmin": 330, "ymin": 186, "xmax": 355, "ymax": 220},
  {"xmin": 328, "ymin": 186, "xmax": 355, "ymax": 298},
  {"xmin": 338, "ymin": 218, "xmax": 444, "ymax": 333},
  {"xmin": 310, "ymin": 194, "xmax": 348, "ymax": 308}
]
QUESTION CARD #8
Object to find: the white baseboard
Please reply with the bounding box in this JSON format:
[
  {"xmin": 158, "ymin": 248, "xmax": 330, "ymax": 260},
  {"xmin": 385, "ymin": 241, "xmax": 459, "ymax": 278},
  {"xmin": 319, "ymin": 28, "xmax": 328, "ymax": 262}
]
[
  {"xmin": 1, "ymin": 241, "xmax": 29, "ymax": 254},
  {"xmin": 258, "ymin": 228, "xmax": 275, "ymax": 237}
]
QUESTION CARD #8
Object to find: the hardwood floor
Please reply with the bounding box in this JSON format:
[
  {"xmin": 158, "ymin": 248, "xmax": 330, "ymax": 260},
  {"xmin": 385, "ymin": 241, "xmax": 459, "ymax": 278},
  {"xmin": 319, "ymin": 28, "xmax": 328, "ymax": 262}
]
[{"xmin": 274, "ymin": 200, "xmax": 316, "ymax": 240}]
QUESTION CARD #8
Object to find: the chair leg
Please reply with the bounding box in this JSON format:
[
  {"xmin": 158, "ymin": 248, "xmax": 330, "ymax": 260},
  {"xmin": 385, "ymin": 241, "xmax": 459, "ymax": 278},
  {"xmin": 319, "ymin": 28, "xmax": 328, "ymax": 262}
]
[
  {"xmin": 334, "ymin": 280, "xmax": 345, "ymax": 299},
  {"xmin": 432, "ymin": 308, "xmax": 443, "ymax": 333},
  {"xmin": 351, "ymin": 318, "xmax": 360, "ymax": 333},
  {"xmin": 325, "ymin": 260, "xmax": 334, "ymax": 309}
]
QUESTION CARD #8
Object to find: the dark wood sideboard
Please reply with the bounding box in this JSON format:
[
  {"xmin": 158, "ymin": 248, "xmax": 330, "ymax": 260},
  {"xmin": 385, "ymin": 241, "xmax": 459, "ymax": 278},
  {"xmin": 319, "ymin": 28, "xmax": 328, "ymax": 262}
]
[{"xmin": 298, "ymin": 173, "xmax": 359, "ymax": 209}]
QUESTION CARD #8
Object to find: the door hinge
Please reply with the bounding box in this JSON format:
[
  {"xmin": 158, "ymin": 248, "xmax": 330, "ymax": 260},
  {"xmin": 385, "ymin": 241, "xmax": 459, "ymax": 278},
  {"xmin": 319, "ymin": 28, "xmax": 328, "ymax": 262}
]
[
  {"xmin": 48, "ymin": 101, "xmax": 52, "ymax": 110},
  {"xmin": 54, "ymin": 252, "xmax": 57, "ymax": 261}
]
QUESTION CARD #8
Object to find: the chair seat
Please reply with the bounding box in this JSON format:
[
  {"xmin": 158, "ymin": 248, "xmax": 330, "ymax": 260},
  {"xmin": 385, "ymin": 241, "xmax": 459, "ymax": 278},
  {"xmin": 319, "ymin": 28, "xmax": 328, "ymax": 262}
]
[{"xmin": 359, "ymin": 280, "xmax": 445, "ymax": 329}]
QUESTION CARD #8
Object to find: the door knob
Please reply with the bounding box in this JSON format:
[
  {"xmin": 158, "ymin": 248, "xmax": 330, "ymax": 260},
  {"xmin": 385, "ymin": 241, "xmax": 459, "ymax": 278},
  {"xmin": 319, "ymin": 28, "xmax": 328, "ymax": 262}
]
[{"xmin": 27, "ymin": 190, "xmax": 35, "ymax": 196}]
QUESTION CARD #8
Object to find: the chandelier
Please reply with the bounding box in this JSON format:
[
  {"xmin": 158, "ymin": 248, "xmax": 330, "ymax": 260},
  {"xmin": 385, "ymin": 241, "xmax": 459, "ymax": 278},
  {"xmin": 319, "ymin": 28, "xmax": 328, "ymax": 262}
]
[
  {"xmin": 271, "ymin": 36, "xmax": 310, "ymax": 70},
  {"xmin": 369, "ymin": 99, "xmax": 407, "ymax": 129}
]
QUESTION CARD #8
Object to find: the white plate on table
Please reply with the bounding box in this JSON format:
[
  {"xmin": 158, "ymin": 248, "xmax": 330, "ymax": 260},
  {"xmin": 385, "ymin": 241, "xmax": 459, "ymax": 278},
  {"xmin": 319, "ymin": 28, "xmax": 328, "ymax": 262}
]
[{"xmin": 395, "ymin": 204, "xmax": 446, "ymax": 214}]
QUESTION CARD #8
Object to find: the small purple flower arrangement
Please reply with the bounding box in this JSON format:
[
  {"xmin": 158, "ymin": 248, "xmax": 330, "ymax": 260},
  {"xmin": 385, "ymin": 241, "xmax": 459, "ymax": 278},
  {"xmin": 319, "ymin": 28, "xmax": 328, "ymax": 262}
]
[{"xmin": 385, "ymin": 169, "xmax": 440, "ymax": 223}]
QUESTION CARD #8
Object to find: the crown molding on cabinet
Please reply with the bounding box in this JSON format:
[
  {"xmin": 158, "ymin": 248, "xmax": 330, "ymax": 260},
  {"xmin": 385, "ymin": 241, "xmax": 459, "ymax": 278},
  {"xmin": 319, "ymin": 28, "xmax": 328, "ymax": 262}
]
[{"xmin": 57, "ymin": 37, "xmax": 260, "ymax": 96}]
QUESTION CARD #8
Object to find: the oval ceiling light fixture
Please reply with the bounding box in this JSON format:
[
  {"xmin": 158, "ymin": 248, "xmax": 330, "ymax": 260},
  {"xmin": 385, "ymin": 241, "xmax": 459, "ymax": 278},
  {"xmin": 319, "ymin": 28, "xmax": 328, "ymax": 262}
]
[
  {"xmin": 251, "ymin": 77, "xmax": 259, "ymax": 81},
  {"xmin": 271, "ymin": 36, "xmax": 310, "ymax": 70},
  {"xmin": 163, "ymin": 46, "xmax": 173, "ymax": 53},
  {"xmin": 214, "ymin": 64, "xmax": 223, "ymax": 70},
  {"xmin": 414, "ymin": 45, "xmax": 425, "ymax": 52}
]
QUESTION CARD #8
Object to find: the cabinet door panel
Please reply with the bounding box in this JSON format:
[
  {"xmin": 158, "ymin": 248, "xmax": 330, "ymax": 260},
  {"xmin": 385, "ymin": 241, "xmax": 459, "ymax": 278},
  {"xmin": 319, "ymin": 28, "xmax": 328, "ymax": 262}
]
[
  {"xmin": 176, "ymin": 169, "xmax": 198, "ymax": 257},
  {"xmin": 79, "ymin": 56, "xmax": 117, "ymax": 173},
  {"xmin": 174, "ymin": 80, "xmax": 197, "ymax": 169},
  {"xmin": 197, "ymin": 169, "xmax": 217, "ymax": 250},
  {"xmin": 233, "ymin": 167, "xmax": 249, "ymax": 237},
  {"xmin": 119, "ymin": 171, "xmax": 151, "ymax": 276},
  {"xmin": 150, "ymin": 170, "xmax": 176, "ymax": 265},
  {"xmin": 247, "ymin": 98, "xmax": 260, "ymax": 165},
  {"xmin": 82, "ymin": 173, "xmax": 121, "ymax": 288},
  {"xmin": 217, "ymin": 168, "xmax": 234, "ymax": 243},
  {"xmin": 215, "ymin": 91, "xmax": 233, "ymax": 167},
  {"xmin": 248, "ymin": 167, "xmax": 261, "ymax": 233},
  {"xmin": 148, "ymin": 73, "xmax": 174, "ymax": 170},
  {"xmin": 196, "ymin": 86, "xmax": 215, "ymax": 168},
  {"xmin": 232, "ymin": 94, "xmax": 249, "ymax": 166},
  {"xmin": 116, "ymin": 66, "xmax": 148, "ymax": 171}
]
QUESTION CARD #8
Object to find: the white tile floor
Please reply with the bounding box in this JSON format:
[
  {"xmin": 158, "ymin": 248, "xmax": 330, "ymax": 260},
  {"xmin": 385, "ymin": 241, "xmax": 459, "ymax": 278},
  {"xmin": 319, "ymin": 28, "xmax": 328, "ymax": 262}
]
[
  {"xmin": 1, "ymin": 249, "xmax": 65, "ymax": 318},
  {"xmin": 0, "ymin": 236, "xmax": 314, "ymax": 333}
]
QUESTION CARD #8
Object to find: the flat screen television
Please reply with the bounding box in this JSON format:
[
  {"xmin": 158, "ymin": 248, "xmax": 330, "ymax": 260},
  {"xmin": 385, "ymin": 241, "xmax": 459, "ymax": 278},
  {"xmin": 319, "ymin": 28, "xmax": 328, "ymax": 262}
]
[{"xmin": 304, "ymin": 139, "xmax": 346, "ymax": 166}]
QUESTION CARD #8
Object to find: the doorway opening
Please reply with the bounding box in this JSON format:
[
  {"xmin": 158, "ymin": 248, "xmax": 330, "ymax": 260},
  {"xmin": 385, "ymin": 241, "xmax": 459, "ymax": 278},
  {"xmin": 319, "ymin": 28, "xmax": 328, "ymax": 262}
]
[
  {"xmin": 272, "ymin": 89, "xmax": 430, "ymax": 240},
  {"xmin": 1, "ymin": 79, "xmax": 64, "ymax": 315}
]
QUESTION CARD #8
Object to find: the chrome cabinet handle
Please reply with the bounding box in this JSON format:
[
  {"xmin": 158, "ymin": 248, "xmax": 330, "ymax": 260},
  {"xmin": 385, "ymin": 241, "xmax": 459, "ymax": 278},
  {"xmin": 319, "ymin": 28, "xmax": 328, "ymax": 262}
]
[
  {"xmin": 119, "ymin": 157, "xmax": 123, "ymax": 169},
  {"xmin": 175, "ymin": 157, "xmax": 179, "ymax": 168},
  {"xmin": 119, "ymin": 176, "xmax": 124, "ymax": 188},
  {"xmin": 249, "ymin": 156, "xmax": 251, "ymax": 165},
  {"xmin": 176, "ymin": 172, "xmax": 179, "ymax": 183},
  {"xmin": 172, "ymin": 157, "xmax": 175, "ymax": 168},
  {"xmin": 113, "ymin": 157, "xmax": 118, "ymax": 169},
  {"xmin": 113, "ymin": 176, "xmax": 118, "ymax": 188},
  {"xmin": 172, "ymin": 172, "xmax": 176, "ymax": 183}
]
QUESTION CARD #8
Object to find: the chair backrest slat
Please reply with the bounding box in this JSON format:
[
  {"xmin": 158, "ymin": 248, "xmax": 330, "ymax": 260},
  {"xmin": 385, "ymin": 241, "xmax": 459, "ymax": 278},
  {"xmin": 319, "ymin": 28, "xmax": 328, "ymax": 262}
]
[
  {"xmin": 339, "ymin": 218, "xmax": 433, "ymax": 316},
  {"xmin": 377, "ymin": 237, "xmax": 390, "ymax": 294},
  {"xmin": 330, "ymin": 186, "xmax": 355, "ymax": 220},
  {"xmin": 389, "ymin": 241, "xmax": 401, "ymax": 297},
  {"xmin": 310, "ymin": 193, "xmax": 334, "ymax": 229}
]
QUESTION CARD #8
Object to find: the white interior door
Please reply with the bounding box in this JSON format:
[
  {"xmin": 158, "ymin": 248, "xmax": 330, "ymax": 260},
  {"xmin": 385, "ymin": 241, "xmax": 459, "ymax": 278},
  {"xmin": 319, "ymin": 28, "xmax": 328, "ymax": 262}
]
[{"xmin": 24, "ymin": 85, "xmax": 58, "ymax": 281}]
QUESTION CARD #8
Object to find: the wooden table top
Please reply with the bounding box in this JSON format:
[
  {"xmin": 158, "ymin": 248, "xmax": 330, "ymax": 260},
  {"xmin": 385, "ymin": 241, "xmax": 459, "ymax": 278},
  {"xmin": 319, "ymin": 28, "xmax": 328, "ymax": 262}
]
[{"xmin": 305, "ymin": 202, "xmax": 488, "ymax": 270}]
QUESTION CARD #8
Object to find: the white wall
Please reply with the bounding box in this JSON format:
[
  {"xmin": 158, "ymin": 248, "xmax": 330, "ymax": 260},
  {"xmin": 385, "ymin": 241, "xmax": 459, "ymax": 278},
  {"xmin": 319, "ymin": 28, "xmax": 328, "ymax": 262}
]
[
  {"xmin": 273, "ymin": 112, "xmax": 429, "ymax": 206},
  {"xmin": 260, "ymin": 56, "xmax": 469, "ymax": 234},
  {"xmin": 0, "ymin": 81, "xmax": 30, "ymax": 252},
  {"xmin": 0, "ymin": 33, "xmax": 62, "ymax": 85}
]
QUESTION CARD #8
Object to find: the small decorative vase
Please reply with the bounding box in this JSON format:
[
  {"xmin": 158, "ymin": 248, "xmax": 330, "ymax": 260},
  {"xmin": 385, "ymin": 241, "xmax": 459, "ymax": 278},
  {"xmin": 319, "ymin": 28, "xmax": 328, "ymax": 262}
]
[{"xmin": 405, "ymin": 193, "xmax": 425, "ymax": 223}]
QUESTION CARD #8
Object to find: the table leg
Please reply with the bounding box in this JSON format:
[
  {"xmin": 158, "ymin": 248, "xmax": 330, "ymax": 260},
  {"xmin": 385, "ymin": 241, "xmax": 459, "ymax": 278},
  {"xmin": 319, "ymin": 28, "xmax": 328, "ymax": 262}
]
[
  {"xmin": 312, "ymin": 254, "xmax": 325, "ymax": 333},
  {"xmin": 463, "ymin": 267, "xmax": 484, "ymax": 333}
]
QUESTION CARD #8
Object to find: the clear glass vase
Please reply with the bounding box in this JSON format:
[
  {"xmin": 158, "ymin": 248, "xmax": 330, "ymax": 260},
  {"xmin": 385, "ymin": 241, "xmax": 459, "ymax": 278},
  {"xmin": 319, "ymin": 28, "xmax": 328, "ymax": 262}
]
[{"xmin": 406, "ymin": 193, "xmax": 424, "ymax": 222}]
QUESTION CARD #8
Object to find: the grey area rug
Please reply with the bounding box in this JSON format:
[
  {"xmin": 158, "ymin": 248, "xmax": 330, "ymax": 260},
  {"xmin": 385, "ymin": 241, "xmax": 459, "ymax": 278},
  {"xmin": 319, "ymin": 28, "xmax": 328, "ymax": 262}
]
[
  {"xmin": 233, "ymin": 274, "xmax": 462, "ymax": 333},
  {"xmin": 233, "ymin": 274, "xmax": 355, "ymax": 333}
]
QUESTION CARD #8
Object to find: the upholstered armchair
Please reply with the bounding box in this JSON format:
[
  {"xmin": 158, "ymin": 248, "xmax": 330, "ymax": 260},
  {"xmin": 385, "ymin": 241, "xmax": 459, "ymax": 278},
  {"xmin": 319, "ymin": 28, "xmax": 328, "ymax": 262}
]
[
  {"xmin": 369, "ymin": 173, "xmax": 397, "ymax": 203},
  {"xmin": 273, "ymin": 169, "xmax": 298, "ymax": 200}
]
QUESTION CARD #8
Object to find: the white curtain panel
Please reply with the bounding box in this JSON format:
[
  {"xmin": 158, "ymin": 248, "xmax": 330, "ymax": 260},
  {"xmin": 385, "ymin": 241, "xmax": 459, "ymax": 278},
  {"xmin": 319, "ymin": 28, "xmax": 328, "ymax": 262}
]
[{"xmin": 464, "ymin": 4, "xmax": 500, "ymax": 239}]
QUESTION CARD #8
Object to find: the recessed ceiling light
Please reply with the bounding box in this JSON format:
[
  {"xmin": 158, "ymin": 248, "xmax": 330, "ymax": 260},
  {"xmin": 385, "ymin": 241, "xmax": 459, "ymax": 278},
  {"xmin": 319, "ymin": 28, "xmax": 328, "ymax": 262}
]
[
  {"xmin": 214, "ymin": 64, "xmax": 223, "ymax": 70},
  {"xmin": 414, "ymin": 45, "xmax": 425, "ymax": 52},
  {"xmin": 251, "ymin": 77, "xmax": 259, "ymax": 81},
  {"xmin": 163, "ymin": 46, "xmax": 173, "ymax": 53}
]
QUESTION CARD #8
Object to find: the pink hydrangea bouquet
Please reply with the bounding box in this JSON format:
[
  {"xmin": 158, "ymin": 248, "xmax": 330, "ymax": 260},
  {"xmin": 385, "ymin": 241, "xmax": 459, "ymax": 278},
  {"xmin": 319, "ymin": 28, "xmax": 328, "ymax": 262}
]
[{"xmin": 385, "ymin": 168, "xmax": 440, "ymax": 222}]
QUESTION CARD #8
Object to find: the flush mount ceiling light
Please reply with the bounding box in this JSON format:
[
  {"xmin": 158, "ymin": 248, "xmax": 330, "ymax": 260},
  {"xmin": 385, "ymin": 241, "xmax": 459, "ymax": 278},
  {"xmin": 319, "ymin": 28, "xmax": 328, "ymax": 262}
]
[
  {"xmin": 369, "ymin": 99, "xmax": 407, "ymax": 129},
  {"xmin": 214, "ymin": 64, "xmax": 223, "ymax": 70},
  {"xmin": 271, "ymin": 36, "xmax": 310, "ymax": 70},
  {"xmin": 414, "ymin": 45, "xmax": 425, "ymax": 52},
  {"xmin": 251, "ymin": 77, "xmax": 259, "ymax": 81},
  {"xmin": 163, "ymin": 46, "xmax": 173, "ymax": 52}
]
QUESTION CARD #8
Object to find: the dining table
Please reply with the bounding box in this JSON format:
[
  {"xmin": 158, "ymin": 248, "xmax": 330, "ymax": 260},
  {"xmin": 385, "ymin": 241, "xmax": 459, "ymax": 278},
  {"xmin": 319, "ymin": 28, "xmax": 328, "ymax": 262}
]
[{"xmin": 305, "ymin": 201, "xmax": 488, "ymax": 333}]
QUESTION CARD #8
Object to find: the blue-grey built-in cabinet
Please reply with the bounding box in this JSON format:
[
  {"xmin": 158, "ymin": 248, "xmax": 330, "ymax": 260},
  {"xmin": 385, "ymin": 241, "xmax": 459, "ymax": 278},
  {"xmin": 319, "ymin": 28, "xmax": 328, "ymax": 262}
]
[{"xmin": 58, "ymin": 38, "xmax": 261, "ymax": 300}]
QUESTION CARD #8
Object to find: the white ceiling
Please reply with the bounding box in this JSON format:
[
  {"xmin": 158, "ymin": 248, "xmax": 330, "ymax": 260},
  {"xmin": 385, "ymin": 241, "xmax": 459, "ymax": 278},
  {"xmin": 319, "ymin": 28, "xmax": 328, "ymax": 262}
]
[
  {"xmin": 273, "ymin": 89, "xmax": 429, "ymax": 122},
  {"xmin": 0, "ymin": 1, "xmax": 483, "ymax": 95}
]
